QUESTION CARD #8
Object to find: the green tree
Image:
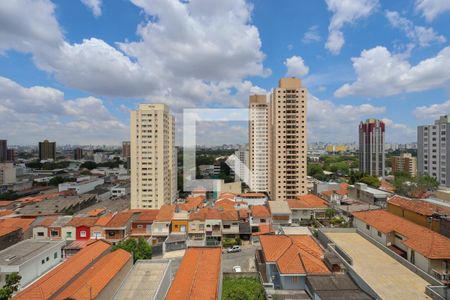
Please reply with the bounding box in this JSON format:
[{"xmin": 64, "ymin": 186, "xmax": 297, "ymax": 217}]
[
  {"xmin": 112, "ymin": 237, "xmax": 152, "ymax": 262},
  {"xmin": 359, "ymin": 175, "xmax": 381, "ymax": 188},
  {"xmin": 0, "ymin": 273, "xmax": 21, "ymax": 300},
  {"xmin": 348, "ymin": 171, "xmax": 363, "ymax": 185},
  {"xmin": 325, "ymin": 208, "xmax": 336, "ymax": 219},
  {"xmin": 80, "ymin": 161, "xmax": 97, "ymax": 170}
]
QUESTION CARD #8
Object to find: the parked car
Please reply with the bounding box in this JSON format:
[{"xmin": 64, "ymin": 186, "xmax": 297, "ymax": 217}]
[
  {"xmin": 233, "ymin": 265, "xmax": 242, "ymax": 272},
  {"xmin": 227, "ymin": 245, "xmax": 241, "ymax": 253}
]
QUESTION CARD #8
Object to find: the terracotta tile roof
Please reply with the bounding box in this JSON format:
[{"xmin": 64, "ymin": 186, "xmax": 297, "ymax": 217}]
[
  {"xmin": 288, "ymin": 194, "xmax": 329, "ymax": 209},
  {"xmin": 238, "ymin": 208, "xmax": 249, "ymax": 219},
  {"xmin": 253, "ymin": 224, "xmax": 274, "ymax": 236},
  {"xmin": 86, "ymin": 208, "xmax": 106, "ymax": 217},
  {"xmin": 166, "ymin": 247, "xmax": 221, "ymax": 300},
  {"xmin": 55, "ymin": 249, "xmax": 131, "ymax": 300},
  {"xmin": 155, "ymin": 204, "xmax": 175, "ymax": 222},
  {"xmin": 94, "ymin": 212, "xmax": 114, "ymax": 226},
  {"xmin": 380, "ymin": 180, "xmax": 395, "ymax": 193},
  {"xmin": 0, "ymin": 226, "xmax": 21, "ymax": 237},
  {"xmin": 178, "ymin": 196, "xmax": 204, "ymax": 211},
  {"xmin": 353, "ymin": 210, "xmax": 450, "ymax": 259},
  {"xmin": 14, "ymin": 240, "xmax": 111, "ymax": 300},
  {"xmin": 321, "ymin": 191, "xmax": 333, "ymax": 197},
  {"xmin": 105, "ymin": 211, "xmax": 134, "ymax": 228},
  {"xmin": 0, "ymin": 210, "xmax": 14, "ymax": 217},
  {"xmin": 218, "ymin": 192, "xmax": 236, "ymax": 199},
  {"xmin": 336, "ymin": 183, "xmax": 349, "ymax": 195},
  {"xmin": 205, "ymin": 208, "xmax": 222, "ymax": 220},
  {"xmin": 0, "ymin": 218, "xmax": 34, "ymax": 233},
  {"xmin": 135, "ymin": 209, "xmax": 159, "ymax": 222},
  {"xmin": 238, "ymin": 192, "xmax": 266, "ymax": 198},
  {"xmin": 388, "ymin": 195, "xmax": 450, "ymax": 216},
  {"xmin": 38, "ymin": 216, "xmax": 58, "ymax": 227},
  {"xmin": 250, "ymin": 205, "xmax": 271, "ymax": 218},
  {"xmin": 64, "ymin": 239, "xmax": 97, "ymax": 250},
  {"xmin": 259, "ymin": 235, "xmax": 330, "ymax": 275},
  {"xmin": 189, "ymin": 208, "xmax": 207, "ymax": 221},
  {"xmin": 214, "ymin": 198, "xmax": 235, "ymax": 210},
  {"xmin": 0, "ymin": 201, "xmax": 13, "ymax": 207},
  {"xmin": 66, "ymin": 217, "xmax": 99, "ymax": 227},
  {"xmin": 220, "ymin": 209, "xmax": 239, "ymax": 221}
]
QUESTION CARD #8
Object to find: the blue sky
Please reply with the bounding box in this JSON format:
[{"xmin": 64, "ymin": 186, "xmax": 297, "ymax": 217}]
[{"xmin": 0, "ymin": 0, "xmax": 449, "ymax": 145}]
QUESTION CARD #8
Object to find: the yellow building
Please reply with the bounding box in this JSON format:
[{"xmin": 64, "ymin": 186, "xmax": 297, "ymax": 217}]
[{"xmin": 130, "ymin": 104, "xmax": 177, "ymax": 209}]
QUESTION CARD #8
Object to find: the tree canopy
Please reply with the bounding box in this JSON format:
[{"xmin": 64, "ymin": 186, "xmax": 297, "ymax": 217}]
[
  {"xmin": 0, "ymin": 273, "xmax": 21, "ymax": 300},
  {"xmin": 222, "ymin": 278, "xmax": 265, "ymax": 300},
  {"xmin": 112, "ymin": 237, "xmax": 152, "ymax": 262}
]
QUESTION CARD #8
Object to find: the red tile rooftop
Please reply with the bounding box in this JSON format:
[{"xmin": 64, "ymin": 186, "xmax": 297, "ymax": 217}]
[
  {"xmin": 250, "ymin": 205, "xmax": 270, "ymax": 218},
  {"xmin": 259, "ymin": 235, "xmax": 330, "ymax": 275},
  {"xmin": 155, "ymin": 204, "xmax": 175, "ymax": 222},
  {"xmin": 353, "ymin": 210, "xmax": 450, "ymax": 259},
  {"xmin": 388, "ymin": 195, "xmax": 450, "ymax": 216},
  {"xmin": 0, "ymin": 218, "xmax": 34, "ymax": 233},
  {"xmin": 165, "ymin": 247, "xmax": 221, "ymax": 300},
  {"xmin": 66, "ymin": 217, "xmax": 99, "ymax": 227},
  {"xmin": 14, "ymin": 240, "xmax": 111, "ymax": 300},
  {"xmin": 288, "ymin": 194, "xmax": 329, "ymax": 209},
  {"xmin": 105, "ymin": 211, "xmax": 134, "ymax": 228},
  {"xmin": 55, "ymin": 249, "xmax": 131, "ymax": 300}
]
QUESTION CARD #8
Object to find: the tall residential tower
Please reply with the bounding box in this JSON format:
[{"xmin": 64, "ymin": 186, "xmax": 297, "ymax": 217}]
[
  {"xmin": 359, "ymin": 119, "xmax": 385, "ymax": 177},
  {"xmin": 249, "ymin": 95, "xmax": 269, "ymax": 192},
  {"xmin": 39, "ymin": 140, "xmax": 56, "ymax": 161},
  {"xmin": 130, "ymin": 104, "xmax": 177, "ymax": 209},
  {"xmin": 418, "ymin": 115, "xmax": 450, "ymax": 187}
]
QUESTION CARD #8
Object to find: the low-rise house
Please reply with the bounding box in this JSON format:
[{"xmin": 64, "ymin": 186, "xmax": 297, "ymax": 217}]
[
  {"xmin": 238, "ymin": 208, "xmax": 251, "ymax": 239},
  {"xmin": 320, "ymin": 183, "xmax": 349, "ymax": 205},
  {"xmin": 14, "ymin": 240, "xmax": 112, "ymax": 300},
  {"xmin": 0, "ymin": 239, "xmax": 65, "ymax": 287},
  {"xmin": 91, "ymin": 212, "xmax": 114, "ymax": 240},
  {"xmin": 0, "ymin": 218, "xmax": 35, "ymax": 248},
  {"xmin": 64, "ymin": 217, "xmax": 99, "ymax": 241},
  {"xmin": 64, "ymin": 239, "xmax": 97, "ymax": 257},
  {"xmin": 130, "ymin": 209, "xmax": 159, "ymax": 238},
  {"xmin": 250, "ymin": 205, "xmax": 271, "ymax": 231},
  {"xmin": 268, "ymin": 201, "xmax": 292, "ymax": 226},
  {"xmin": 47, "ymin": 215, "xmax": 72, "ymax": 240},
  {"xmin": 104, "ymin": 211, "xmax": 135, "ymax": 244},
  {"xmin": 55, "ymin": 249, "xmax": 132, "ymax": 300},
  {"xmin": 152, "ymin": 204, "xmax": 175, "ymax": 243},
  {"xmin": 111, "ymin": 183, "xmax": 130, "ymax": 197},
  {"xmin": 205, "ymin": 208, "xmax": 222, "ymax": 245},
  {"xmin": 214, "ymin": 198, "xmax": 236, "ymax": 211},
  {"xmin": 178, "ymin": 195, "xmax": 204, "ymax": 212},
  {"xmin": 257, "ymin": 235, "xmax": 330, "ymax": 290},
  {"xmin": 221, "ymin": 209, "xmax": 240, "ymax": 239},
  {"xmin": 171, "ymin": 207, "xmax": 189, "ymax": 234},
  {"xmin": 288, "ymin": 194, "xmax": 329, "ymax": 224},
  {"xmin": 32, "ymin": 216, "xmax": 58, "ymax": 239},
  {"xmin": 387, "ymin": 195, "xmax": 450, "ymax": 236},
  {"xmin": 58, "ymin": 177, "xmax": 104, "ymax": 195},
  {"xmin": 349, "ymin": 183, "xmax": 392, "ymax": 207},
  {"xmin": 165, "ymin": 247, "xmax": 222, "ymax": 300},
  {"xmin": 236, "ymin": 192, "xmax": 268, "ymax": 206},
  {"xmin": 306, "ymin": 274, "xmax": 372, "ymax": 300},
  {"xmin": 113, "ymin": 260, "xmax": 173, "ymax": 300},
  {"xmin": 188, "ymin": 208, "xmax": 207, "ymax": 246},
  {"xmin": 353, "ymin": 209, "xmax": 450, "ymax": 283}
]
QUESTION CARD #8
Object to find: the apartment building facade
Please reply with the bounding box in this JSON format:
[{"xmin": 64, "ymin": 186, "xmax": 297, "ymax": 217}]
[
  {"xmin": 418, "ymin": 115, "xmax": 450, "ymax": 187},
  {"xmin": 391, "ymin": 153, "xmax": 417, "ymax": 176},
  {"xmin": 249, "ymin": 94, "xmax": 269, "ymax": 192},
  {"xmin": 130, "ymin": 104, "xmax": 177, "ymax": 209},
  {"xmin": 359, "ymin": 119, "xmax": 385, "ymax": 177},
  {"xmin": 38, "ymin": 140, "xmax": 56, "ymax": 161},
  {"xmin": 269, "ymin": 78, "xmax": 308, "ymax": 200}
]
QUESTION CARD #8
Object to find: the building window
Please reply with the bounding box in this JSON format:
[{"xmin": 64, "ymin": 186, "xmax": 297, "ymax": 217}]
[
  {"xmin": 80, "ymin": 231, "xmax": 87, "ymax": 238},
  {"xmin": 66, "ymin": 232, "xmax": 72, "ymax": 238},
  {"xmin": 377, "ymin": 231, "xmax": 382, "ymax": 237},
  {"xmin": 410, "ymin": 250, "xmax": 415, "ymax": 264},
  {"xmin": 41, "ymin": 259, "xmax": 45, "ymax": 264},
  {"xmin": 37, "ymin": 232, "xmax": 44, "ymax": 237},
  {"xmin": 46, "ymin": 257, "xmax": 49, "ymax": 262},
  {"xmin": 51, "ymin": 230, "xmax": 58, "ymax": 237},
  {"xmin": 366, "ymin": 224, "xmax": 370, "ymax": 230},
  {"xmin": 108, "ymin": 231, "xmax": 115, "ymax": 237},
  {"xmin": 54, "ymin": 252, "xmax": 58, "ymax": 259}
]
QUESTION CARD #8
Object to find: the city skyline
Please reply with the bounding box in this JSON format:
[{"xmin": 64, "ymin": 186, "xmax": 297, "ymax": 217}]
[{"xmin": 0, "ymin": 0, "xmax": 449, "ymax": 145}]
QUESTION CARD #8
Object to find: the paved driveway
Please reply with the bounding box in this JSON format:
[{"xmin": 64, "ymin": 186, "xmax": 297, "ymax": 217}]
[{"xmin": 222, "ymin": 244, "xmax": 257, "ymax": 272}]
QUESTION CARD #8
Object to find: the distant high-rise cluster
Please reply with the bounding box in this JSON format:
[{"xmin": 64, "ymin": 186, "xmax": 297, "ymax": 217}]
[
  {"xmin": 130, "ymin": 104, "xmax": 177, "ymax": 209},
  {"xmin": 359, "ymin": 119, "xmax": 385, "ymax": 177},
  {"xmin": 39, "ymin": 140, "xmax": 56, "ymax": 161},
  {"xmin": 250, "ymin": 77, "xmax": 308, "ymax": 200},
  {"xmin": 418, "ymin": 115, "xmax": 450, "ymax": 187},
  {"xmin": 0, "ymin": 140, "xmax": 7, "ymax": 162}
]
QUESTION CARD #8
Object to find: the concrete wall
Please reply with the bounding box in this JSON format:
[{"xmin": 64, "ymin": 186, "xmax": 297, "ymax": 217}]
[
  {"xmin": 154, "ymin": 261, "xmax": 173, "ymax": 300},
  {"xmin": 280, "ymin": 275, "xmax": 305, "ymax": 290}
]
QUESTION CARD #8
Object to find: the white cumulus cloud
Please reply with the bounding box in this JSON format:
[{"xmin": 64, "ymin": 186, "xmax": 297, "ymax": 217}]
[
  {"xmin": 415, "ymin": 0, "xmax": 450, "ymax": 21},
  {"xmin": 335, "ymin": 46, "xmax": 450, "ymax": 98},
  {"xmin": 325, "ymin": 0, "xmax": 378, "ymax": 55},
  {"xmin": 284, "ymin": 56, "xmax": 309, "ymax": 77},
  {"xmin": 81, "ymin": 0, "xmax": 102, "ymax": 17}
]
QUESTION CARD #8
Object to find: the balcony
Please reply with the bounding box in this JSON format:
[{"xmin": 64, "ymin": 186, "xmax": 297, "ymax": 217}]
[{"xmin": 432, "ymin": 269, "xmax": 450, "ymax": 283}]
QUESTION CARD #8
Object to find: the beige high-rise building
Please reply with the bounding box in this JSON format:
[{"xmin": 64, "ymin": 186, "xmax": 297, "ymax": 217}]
[
  {"xmin": 0, "ymin": 162, "xmax": 16, "ymax": 185},
  {"xmin": 392, "ymin": 153, "xmax": 417, "ymax": 177},
  {"xmin": 249, "ymin": 95, "xmax": 269, "ymax": 192},
  {"xmin": 269, "ymin": 78, "xmax": 308, "ymax": 200},
  {"xmin": 130, "ymin": 104, "xmax": 177, "ymax": 209}
]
